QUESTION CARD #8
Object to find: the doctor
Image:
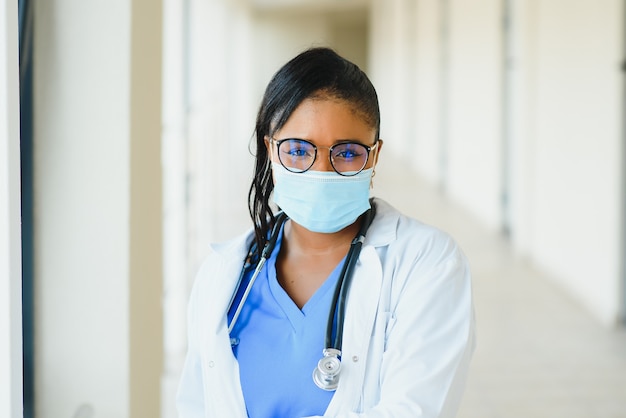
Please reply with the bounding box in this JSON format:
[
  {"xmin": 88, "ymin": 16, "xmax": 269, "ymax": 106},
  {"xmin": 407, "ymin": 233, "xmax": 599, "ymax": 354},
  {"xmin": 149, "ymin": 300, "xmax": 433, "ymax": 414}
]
[{"xmin": 177, "ymin": 47, "xmax": 475, "ymax": 417}]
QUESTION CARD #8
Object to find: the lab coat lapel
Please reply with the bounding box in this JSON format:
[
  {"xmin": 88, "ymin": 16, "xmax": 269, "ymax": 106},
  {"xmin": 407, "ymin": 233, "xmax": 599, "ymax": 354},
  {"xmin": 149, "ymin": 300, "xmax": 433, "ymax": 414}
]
[
  {"xmin": 200, "ymin": 238, "xmax": 250, "ymax": 417},
  {"xmin": 325, "ymin": 245, "xmax": 383, "ymax": 414}
]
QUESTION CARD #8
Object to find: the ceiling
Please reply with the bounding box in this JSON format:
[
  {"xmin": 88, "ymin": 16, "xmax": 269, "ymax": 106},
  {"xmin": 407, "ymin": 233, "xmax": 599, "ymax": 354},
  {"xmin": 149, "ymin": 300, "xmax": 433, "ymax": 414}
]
[{"xmin": 249, "ymin": 0, "xmax": 369, "ymax": 14}]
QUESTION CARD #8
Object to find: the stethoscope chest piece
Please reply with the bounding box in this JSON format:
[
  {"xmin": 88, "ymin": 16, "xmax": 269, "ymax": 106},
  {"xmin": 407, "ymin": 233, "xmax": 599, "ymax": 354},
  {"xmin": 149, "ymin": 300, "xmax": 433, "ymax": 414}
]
[{"xmin": 312, "ymin": 348, "xmax": 342, "ymax": 391}]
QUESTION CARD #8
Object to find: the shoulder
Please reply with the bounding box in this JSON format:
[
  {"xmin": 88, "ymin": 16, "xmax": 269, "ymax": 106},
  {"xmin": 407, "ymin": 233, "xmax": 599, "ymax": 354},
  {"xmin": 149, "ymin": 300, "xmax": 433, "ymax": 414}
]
[
  {"xmin": 369, "ymin": 198, "xmax": 467, "ymax": 278},
  {"xmin": 191, "ymin": 228, "xmax": 254, "ymax": 292},
  {"xmin": 371, "ymin": 198, "xmax": 461, "ymax": 257},
  {"xmin": 207, "ymin": 228, "xmax": 255, "ymax": 259},
  {"xmin": 186, "ymin": 228, "xmax": 254, "ymax": 330}
]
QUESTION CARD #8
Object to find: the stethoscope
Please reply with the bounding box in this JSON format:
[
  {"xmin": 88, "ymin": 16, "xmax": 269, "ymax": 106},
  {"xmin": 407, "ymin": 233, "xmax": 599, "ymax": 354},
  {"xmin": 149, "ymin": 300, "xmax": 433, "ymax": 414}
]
[{"xmin": 227, "ymin": 202, "xmax": 376, "ymax": 391}]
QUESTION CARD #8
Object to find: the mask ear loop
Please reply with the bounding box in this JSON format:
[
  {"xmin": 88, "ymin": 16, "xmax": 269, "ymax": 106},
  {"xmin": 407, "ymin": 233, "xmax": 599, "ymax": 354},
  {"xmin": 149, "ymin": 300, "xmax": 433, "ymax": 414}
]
[
  {"xmin": 369, "ymin": 139, "xmax": 381, "ymax": 189},
  {"xmin": 267, "ymin": 136, "xmax": 280, "ymax": 167},
  {"xmin": 264, "ymin": 136, "xmax": 278, "ymax": 184}
]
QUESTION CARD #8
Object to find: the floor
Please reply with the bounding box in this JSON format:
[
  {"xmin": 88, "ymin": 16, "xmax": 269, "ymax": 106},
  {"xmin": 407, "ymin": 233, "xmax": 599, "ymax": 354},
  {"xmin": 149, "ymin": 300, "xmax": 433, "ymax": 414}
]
[{"xmin": 374, "ymin": 157, "xmax": 626, "ymax": 418}]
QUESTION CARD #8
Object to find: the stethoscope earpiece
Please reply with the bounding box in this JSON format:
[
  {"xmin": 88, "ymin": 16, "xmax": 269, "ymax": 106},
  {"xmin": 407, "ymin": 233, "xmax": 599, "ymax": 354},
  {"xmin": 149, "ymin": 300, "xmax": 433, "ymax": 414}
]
[{"xmin": 312, "ymin": 348, "xmax": 342, "ymax": 391}]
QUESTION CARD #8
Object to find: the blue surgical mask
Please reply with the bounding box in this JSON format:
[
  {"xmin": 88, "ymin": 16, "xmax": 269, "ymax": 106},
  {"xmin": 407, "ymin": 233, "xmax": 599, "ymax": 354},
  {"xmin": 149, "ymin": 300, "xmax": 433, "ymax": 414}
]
[{"xmin": 272, "ymin": 162, "xmax": 372, "ymax": 233}]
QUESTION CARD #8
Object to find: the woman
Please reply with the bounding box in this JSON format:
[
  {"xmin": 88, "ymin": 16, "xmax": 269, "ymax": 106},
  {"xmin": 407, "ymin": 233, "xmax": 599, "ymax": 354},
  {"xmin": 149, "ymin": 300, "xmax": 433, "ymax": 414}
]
[{"xmin": 177, "ymin": 47, "xmax": 475, "ymax": 418}]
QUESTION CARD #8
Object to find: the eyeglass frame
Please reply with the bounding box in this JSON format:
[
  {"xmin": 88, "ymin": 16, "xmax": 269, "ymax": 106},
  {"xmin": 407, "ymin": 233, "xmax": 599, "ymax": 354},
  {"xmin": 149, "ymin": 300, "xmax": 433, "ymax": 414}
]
[{"xmin": 269, "ymin": 137, "xmax": 380, "ymax": 177}]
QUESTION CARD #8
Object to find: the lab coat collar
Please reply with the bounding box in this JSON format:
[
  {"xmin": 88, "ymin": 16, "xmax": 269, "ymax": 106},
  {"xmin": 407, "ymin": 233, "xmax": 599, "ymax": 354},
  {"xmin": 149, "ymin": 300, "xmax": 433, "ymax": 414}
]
[{"xmin": 362, "ymin": 197, "xmax": 398, "ymax": 248}]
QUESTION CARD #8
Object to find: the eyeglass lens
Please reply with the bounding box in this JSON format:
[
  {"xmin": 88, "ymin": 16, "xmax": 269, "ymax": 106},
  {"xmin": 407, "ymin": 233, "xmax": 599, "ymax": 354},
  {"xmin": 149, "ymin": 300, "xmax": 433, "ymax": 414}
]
[{"xmin": 277, "ymin": 139, "xmax": 370, "ymax": 175}]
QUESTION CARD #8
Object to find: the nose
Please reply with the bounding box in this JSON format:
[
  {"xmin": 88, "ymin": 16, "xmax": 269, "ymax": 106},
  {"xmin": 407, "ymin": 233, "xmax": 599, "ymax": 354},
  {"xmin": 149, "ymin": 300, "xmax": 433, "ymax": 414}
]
[{"xmin": 311, "ymin": 146, "xmax": 335, "ymax": 172}]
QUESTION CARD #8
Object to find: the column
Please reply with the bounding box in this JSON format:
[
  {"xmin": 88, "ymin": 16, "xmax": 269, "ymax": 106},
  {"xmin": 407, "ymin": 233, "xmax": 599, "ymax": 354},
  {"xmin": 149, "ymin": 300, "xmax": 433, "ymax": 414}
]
[
  {"xmin": 0, "ymin": 0, "xmax": 23, "ymax": 416},
  {"xmin": 33, "ymin": 0, "xmax": 162, "ymax": 416}
]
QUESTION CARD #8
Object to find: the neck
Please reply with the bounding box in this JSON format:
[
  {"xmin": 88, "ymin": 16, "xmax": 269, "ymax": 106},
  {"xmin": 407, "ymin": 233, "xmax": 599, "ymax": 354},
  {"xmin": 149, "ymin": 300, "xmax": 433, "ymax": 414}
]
[{"xmin": 283, "ymin": 218, "xmax": 361, "ymax": 257}]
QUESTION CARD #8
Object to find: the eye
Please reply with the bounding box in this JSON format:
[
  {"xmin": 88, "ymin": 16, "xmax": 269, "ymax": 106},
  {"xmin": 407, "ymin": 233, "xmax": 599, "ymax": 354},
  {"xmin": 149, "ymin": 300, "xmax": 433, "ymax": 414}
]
[
  {"xmin": 285, "ymin": 147, "xmax": 310, "ymax": 158},
  {"xmin": 335, "ymin": 149, "xmax": 360, "ymax": 159},
  {"xmin": 333, "ymin": 144, "xmax": 365, "ymax": 161},
  {"xmin": 280, "ymin": 140, "xmax": 314, "ymax": 159}
]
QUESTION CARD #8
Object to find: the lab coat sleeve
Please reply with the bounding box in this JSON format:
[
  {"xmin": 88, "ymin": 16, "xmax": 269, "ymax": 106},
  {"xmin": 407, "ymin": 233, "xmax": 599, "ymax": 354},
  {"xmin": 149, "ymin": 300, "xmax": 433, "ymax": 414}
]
[
  {"xmin": 313, "ymin": 237, "xmax": 475, "ymax": 418},
  {"xmin": 176, "ymin": 279, "xmax": 206, "ymax": 418}
]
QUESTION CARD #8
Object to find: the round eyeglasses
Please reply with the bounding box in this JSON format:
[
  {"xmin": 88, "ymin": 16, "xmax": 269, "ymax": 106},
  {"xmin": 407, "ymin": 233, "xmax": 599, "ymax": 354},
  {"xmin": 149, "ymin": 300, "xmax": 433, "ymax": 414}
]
[{"xmin": 270, "ymin": 138, "xmax": 379, "ymax": 176}]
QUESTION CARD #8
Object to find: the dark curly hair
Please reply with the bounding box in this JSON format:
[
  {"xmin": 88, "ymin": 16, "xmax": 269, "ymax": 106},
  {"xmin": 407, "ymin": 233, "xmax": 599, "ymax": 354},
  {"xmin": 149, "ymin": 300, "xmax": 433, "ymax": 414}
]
[{"xmin": 248, "ymin": 47, "xmax": 380, "ymax": 259}]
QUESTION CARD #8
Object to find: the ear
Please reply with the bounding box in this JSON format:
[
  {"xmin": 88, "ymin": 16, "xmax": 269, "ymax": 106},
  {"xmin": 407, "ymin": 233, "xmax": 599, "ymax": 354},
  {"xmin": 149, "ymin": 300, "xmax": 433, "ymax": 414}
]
[
  {"xmin": 373, "ymin": 139, "xmax": 383, "ymax": 166},
  {"xmin": 264, "ymin": 136, "xmax": 274, "ymax": 162},
  {"xmin": 264, "ymin": 136, "xmax": 278, "ymax": 184}
]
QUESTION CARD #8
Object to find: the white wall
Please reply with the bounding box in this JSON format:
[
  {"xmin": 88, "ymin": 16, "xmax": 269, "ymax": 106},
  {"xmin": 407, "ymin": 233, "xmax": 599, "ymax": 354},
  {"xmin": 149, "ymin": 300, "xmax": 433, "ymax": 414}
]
[
  {"xmin": 161, "ymin": 1, "xmax": 189, "ymax": 416},
  {"xmin": 185, "ymin": 0, "xmax": 255, "ymax": 266},
  {"xmin": 372, "ymin": 0, "xmax": 503, "ymax": 229},
  {"xmin": 0, "ymin": 0, "xmax": 23, "ymax": 416},
  {"xmin": 371, "ymin": 0, "xmax": 625, "ymax": 325},
  {"xmin": 524, "ymin": 0, "xmax": 624, "ymax": 325},
  {"xmin": 368, "ymin": 0, "xmax": 413, "ymax": 156},
  {"xmin": 34, "ymin": 2, "xmax": 130, "ymax": 414},
  {"xmin": 253, "ymin": 11, "xmax": 333, "ymax": 100},
  {"xmin": 446, "ymin": 0, "xmax": 503, "ymax": 229},
  {"xmin": 414, "ymin": 0, "xmax": 444, "ymax": 184},
  {"xmin": 329, "ymin": 13, "xmax": 368, "ymax": 72},
  {"xmin": 386, "ymin": 0, "xmax": 417, "ymax": 156},
  {"xmin": 34, "ymin": 0, "xmax": 163, "ymax": 416},
  {"xmin": 161, "ymin": 2, "xmax": 258, "ymax": 416}
]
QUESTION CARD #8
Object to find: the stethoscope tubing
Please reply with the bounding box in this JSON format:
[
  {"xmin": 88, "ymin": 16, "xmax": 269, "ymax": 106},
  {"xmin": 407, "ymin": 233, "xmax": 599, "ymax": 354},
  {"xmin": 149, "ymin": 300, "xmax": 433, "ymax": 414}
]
[
  {"xmin": 227, "ymin": 202, "xmax": 376, "ymax": 390},
  {"xmin": 327, "ymin": 204, "xmax": 375, "ymax": 351},
  {"xmin": 227, "ymin": 257, "xmax": 266, "ymax": 335},
  {"xmin": 326, "ymin": 234, "xmax": 364, "ymax": 350},
  {"xmin": 228, "ymin": 212, "xmax": 288, "ymax": 334}
]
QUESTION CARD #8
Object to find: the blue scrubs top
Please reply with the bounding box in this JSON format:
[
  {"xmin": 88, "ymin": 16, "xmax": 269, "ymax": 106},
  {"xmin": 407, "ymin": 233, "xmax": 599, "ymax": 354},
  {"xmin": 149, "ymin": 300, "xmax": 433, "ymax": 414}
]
[{"xmin": 227, "ymin": 227, "xmax": 343, "ymax": 418}]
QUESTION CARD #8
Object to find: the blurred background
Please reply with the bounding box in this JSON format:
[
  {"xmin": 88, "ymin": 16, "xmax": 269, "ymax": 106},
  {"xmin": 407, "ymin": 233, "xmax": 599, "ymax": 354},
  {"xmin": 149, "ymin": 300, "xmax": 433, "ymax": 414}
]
[{"xmin": 2, "ymin": 0, "xmax": 626, "ymax": 417}]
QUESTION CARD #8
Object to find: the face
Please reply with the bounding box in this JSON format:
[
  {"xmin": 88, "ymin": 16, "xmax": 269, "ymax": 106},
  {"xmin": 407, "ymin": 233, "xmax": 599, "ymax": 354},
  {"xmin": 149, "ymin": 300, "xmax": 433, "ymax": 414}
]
[{"xmin": 265, "ymin": 97, "xmax": 382, "ymax": 174}]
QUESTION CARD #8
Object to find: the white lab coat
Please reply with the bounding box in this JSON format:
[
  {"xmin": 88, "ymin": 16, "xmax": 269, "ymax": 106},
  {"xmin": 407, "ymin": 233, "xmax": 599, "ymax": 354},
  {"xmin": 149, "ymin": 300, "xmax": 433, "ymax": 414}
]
[{"xmin": 177, "ymin": 198, "xmax": 475, "ymax": 418}]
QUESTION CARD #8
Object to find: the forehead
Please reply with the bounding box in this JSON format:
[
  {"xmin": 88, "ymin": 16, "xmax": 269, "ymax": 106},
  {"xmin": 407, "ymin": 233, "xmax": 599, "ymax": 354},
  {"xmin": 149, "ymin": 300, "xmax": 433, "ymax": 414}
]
[{"xmin": 275, "ymin": 97, "xmax": 376, "ymax": 144}]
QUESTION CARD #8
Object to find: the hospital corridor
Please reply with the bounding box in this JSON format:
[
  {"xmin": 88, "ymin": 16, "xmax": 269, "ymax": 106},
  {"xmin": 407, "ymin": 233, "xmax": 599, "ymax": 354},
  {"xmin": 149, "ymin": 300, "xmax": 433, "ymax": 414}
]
[{"xmin": 2, "ymin": 0, "xmax": 626, "ymax": 417}]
